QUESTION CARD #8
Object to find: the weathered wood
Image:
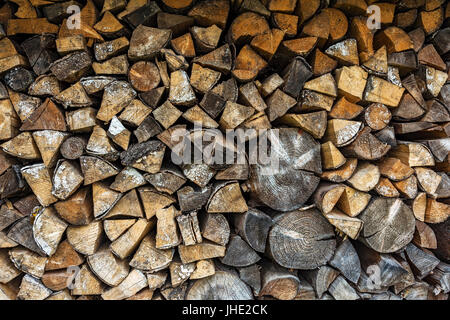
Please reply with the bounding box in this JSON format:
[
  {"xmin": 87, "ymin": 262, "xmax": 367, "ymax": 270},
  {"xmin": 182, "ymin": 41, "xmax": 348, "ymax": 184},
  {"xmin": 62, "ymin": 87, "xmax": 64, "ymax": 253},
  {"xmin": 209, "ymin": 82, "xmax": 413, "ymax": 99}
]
[
  {"xmin": 186, "ymin": 271, "xmax": 252, "ymax": 300},
  {"xmin": 268, "ymin": 209, "xmax": 335, "ymax": 270},
  {"xmin": 359, "ymin": 198, "xmax": 416, "ymax": 253},
  {"xmin": 259, "ymin": 260, "xmax": 300, "ymax": 300}
]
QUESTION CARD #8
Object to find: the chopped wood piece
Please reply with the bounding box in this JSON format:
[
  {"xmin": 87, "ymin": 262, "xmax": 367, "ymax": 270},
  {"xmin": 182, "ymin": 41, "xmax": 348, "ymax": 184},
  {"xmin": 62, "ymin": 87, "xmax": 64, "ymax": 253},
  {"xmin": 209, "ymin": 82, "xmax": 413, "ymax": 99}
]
[
  {"xmin": 233, "ymin": 208, "xmax": 272, "ymax": 253},
  {"xmin": 50, "ymin": 51, "xmax": 92, "ymax": 83},
  {"xmin": 375, "ymin": 177, "xmax": 400, "ymax": 198},
  {"xmin": 220, "ymin": 234, "xmax": 260, "ymax": 267},
  {"xmin": 335, "ymin": 66, "xmax": 368, "ymax": 102},
  {"xmin": 364, "ymin": 76, "xmax": 405, "ymax": 107},
  {"xmin": 186, "ymin": 271, "xmax": 252, "ymax": 300},
  {"xmin": 326, "ymin": 39, "xmax": 359, "ymax": 66},
  {"xmin": 413, "ymin": 220, "xmax": 437, "ymax": 249},
  {"xmin": 33, "ymin": 207, "xmax": 67, "ymax": 256},
  {"xmin": 104, "ymin": 219, "xmax": 136, "ymax": 242},
  {"xmin": 207, "ymin": 182, "xmax": 248, "ymax": 213},
  {"xmin": 0, "ymin": 249, "xmax": 21, "ymax": 283},
  {"xmin": 272, "ymin": 13, "xmax": 297, "ymax": 37},
  {"xmin": 313, "ymin": 182, "xmax": 346, "ymax": 215},
  {"xmin": 111, "ymin": 218, "xmax": 153, "ymax": 259},
  {"xmin": 168, "ymin": 70, "xmax": 196, "ymax": 106},
  {"xmin": 54, "ymin": 187, "xmax": 93, "ymax": 225},
  {"xmin": 92, "ymin": 55, "xmax": 129, "ymax": 75},
  {"xmin": 51, "ymin": 160, "xmax": 84, "ymax": 200},
  {"xmin": 72, "ymin": 264, "xmax": 104, "ymax": 296},
  {"xmin": 0, "ymin": 99, "xmax": 20, "ymax": 141},
  {"xmin": 56, "ymin": 35, "xmax": 86, "ymax": 56},
  {"xmin": 281, "ymin": 57, "xmax": 313, "ymax": 99},
  {"xmin": 250, "ymin": 28, "xmax": 285, "ymax": 61},
  {"xmin": 424, "ymin": 198, "xmax": 450, "ymax": 224},
  {"xmin": 329, "ymin": 97, "xmax": 364, "ymax": 120},
  {"xmin": 97, "ymin": 80, "xmax": 137, "ymax": 122},
  {"xmin": 7, "ymin": 18, "xmax": 59, "ymax": 36},
  {"xmin": 54, "ymin": 82, "xmax": 92, "ymax": 108},
  {"xmin": 374, "ymin": 26, "xmax": 414, "ymax": 54},
  {"xmin": 178, "ymin": 241, "xmax": 226, "ymax": 264},
  {"xmin": 229, "ymin": 12, "xmax": 269, "ymax": 46},
  {"xmin": 171, "ymin": 33, "xmax": 195, "ymax": 58},
  {"xmin": 67, "ymin": 221, "xmax": 103, "ymax": 256},
  {"xmin": 87, "ymin": 246, "xmax": 129, "ymax": 287},
  {"xmin": 329, "ymin": 239, "xmax": 361, "ymax": 284},
  {"xmin": 21, "ymin": 163, "xmax": 57, "ymax": 206},
  {"xmin": 102, "ymin": 269, "xmax": 148, "ymax": 300},
  {"xmin": 279, "ymin": 37, "xmax": 318, "ymax": 59},
  {"xmin": 17, "ymin": 275, "xmax": 52, "ymax": 300},
  {"xmin": 190, "ymin": 259, "xmax": 215, "ymax": 280},
  {"xmin": 119, "ymin": 99, "xmax": 152, "ymax": 127},
  {"xmin": 94, "ymin": 36, "xmax": 129, "ymax": 62},
  {"xmin": 9, "ymin": 247, "xmax": 46, "ymax": 278},
  {"xmin": 364, "ymin": 103, "xmax": 391, "ymax": 131},
  {"xmin": 390, "ymin": 143, "xmax": 435, "ymax": 167},
  {"xmin": 393, "ymin": 174, "xmax": 418, "ymax": 199},
  {"xmin": 177, "ymin": 212, "xmax": 202, "ymax": 246},
  {"xmin": 188, "ymin": 0, "xmax": 229, "ymax": 29},
  {"xmin": 233, "ymin": 45, "xmax": 267, "ymax": 82},
  {"xmin": 219, "ymin": 101, "xmax": 255, "ymax": 129},
  {"xmin": 359, "ymin": 198, "xmax": 415, "ymax": 253},
  {"xmin": 139, "ymin": 186, "xmax": 175, "ymax": 219},
  {"xmin": 324, "ymin": 208, "xmax": 363, "ymax": 239},
  {"xmin": 60, "ymin": 136, "xmax": 86, "ymax": 160},
  {"xmin": 104, "ymin": 189, "xmax": 144, "ymax": 219},
  {"xmin": 259, "ymin": 260, "xmax": 299, "ymax": 300},
  {"xmin": 94, "ymin": 11, "xmax": 127, "ymax": 38},
  {"xmin": 342, "ymin": 127, "xmax": 391, "ymax": 161},
  {"xmin": 266, "ymin": 89, "xmax": 296, "ymax": 122},
  {"xmin": 128, "ymin": 61, "xmax": 160, "ymax": 92},
  {"xmin": 303, "ymin": 265, "xmax": 339, "ymax": 299},
  {"xmin": 336, "ymin": 184, "xmax": 371, "ymax": 217},
  {"xmin": 4, "ymin": 67, "xmax": 34, "ymax": 92},
  {"xmin": 20, "ymin": 98, "xmax": 66, "ymax": 132},
  {"xmin": 128, "ymin": 25, "xmax": 171, "ymax": 60},
  {"xmin": 130, "ymin": 235, "xmax": 174, "ymax": 272},
  {"xmin": 80, "ymin": 156, "xmax": 119, "ymax": 185},
  {"xmin": 304, "ymin": 73, "xmax": 338, "ymax": 97},
  {"xmin": 280, "ymin": 111, "xmax": 327, "ymax": 139},
  {"xmin": 268, "ymin": 209, "xmax": 335, "ymax": 269},
  {"xmin": 321, "ymin": 141, "xmax": 346, "ymax": 170},
  {"xmin": 7, "ymin": 216, "xmax": 42, "ymax": 254},
  {"xmin": 295, "ymin": 0, "xmax": 320, "ymax": 23},
  {"xmin": 324, "ymin": 119, "xmax": 362, "ymax": 147}
]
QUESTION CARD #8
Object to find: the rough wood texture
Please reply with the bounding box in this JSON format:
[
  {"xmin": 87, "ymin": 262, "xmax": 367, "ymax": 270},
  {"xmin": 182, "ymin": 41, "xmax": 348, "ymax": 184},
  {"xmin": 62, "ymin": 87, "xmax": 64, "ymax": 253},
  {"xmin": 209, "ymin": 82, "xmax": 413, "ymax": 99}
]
[{"xmin": 0, "ymin": 0, "xmax": 448, "ymax": 301}]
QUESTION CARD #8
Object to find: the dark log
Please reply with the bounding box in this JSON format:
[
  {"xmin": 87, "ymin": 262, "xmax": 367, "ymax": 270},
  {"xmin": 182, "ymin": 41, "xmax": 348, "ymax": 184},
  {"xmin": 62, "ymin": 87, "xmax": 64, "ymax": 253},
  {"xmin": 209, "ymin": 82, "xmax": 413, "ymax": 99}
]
[
  {"xmin": 233, "ymin": 208, "xmax": 272, "ymax": 253},
  {"xmin": 21, "ymin": 34, "xmax": 58, "ymax": 76},
  {"xmin": 220, "ymin": 234, "xmax": 260, "ymax": 267},
  {"xmin": 329, "ymin": 239, "xmax": 361, "ymax": 284},
  {"xmin": 358, "ymin": 198, "xmax": 416, "ymax": 253},
  {"xmin": 303, "ymin": 266, "xmax": 339, "ymax": 299}
]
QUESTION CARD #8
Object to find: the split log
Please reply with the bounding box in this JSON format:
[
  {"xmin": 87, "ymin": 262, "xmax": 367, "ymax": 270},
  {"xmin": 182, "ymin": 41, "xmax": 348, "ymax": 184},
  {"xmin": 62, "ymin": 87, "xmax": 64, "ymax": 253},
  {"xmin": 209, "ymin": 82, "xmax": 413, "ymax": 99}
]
[
  {"xmin": 220, "ymin": 234, "xmax": 260, "ymax": 267},
  {"xmin": 186, "ymin": 271, "xmax": 253, "ymax": 300},
  {"xmin": 268, "ymin": 209, "xmax": 336, "ymax": 270},
  {"xmin": 259, "ymin": 260, "xmax": 300, "ymax": 300},
  {"xmin": 303, "ymin": 265, "xmax": 339, "ymax": 299},
  {"xmin": 329, "ymin": 239, "xmax": 361, "ymax": 284},
  {"xmin": 358, "ymin": 198, "xmax": 416, "ymax": 253},
  {"xmin": 130, "ymin": 234, "xmax": 174, "ymax": 272}
]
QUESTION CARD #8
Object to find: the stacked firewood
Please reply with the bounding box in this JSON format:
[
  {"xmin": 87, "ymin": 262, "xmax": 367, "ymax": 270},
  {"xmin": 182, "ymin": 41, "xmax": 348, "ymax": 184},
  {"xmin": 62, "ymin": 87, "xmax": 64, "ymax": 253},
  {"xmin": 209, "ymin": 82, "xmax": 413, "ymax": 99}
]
[{"xmin": 0, "ymin": 0, "xmax": 449, "ymax": 301}]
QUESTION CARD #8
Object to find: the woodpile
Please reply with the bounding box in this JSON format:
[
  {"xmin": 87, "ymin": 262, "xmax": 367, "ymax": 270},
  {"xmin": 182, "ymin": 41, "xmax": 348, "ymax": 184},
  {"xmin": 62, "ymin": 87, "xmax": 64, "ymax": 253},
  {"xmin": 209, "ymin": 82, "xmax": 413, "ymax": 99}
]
[{"xmin": 0, "ymin": 0, "xmax": 449, "ymax": 301}]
